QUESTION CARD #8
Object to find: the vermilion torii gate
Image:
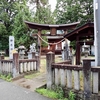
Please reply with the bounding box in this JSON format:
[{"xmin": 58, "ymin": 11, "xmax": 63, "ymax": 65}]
[{"xmin": 25, "ymin": 21, "xmax": 79, "ymax": 68}]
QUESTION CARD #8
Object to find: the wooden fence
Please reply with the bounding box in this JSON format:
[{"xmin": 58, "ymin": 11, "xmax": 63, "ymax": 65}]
[
  {"xmin": 19, "ymin": 59, "xmax": 37, "ymax": 73},
  {"xmin": 46, "ymin": 52, "xmax": 100, "ymax": 100},
  {"xmin": 0, "ymin": 53, "xmax": 39, "ymax": 78}
]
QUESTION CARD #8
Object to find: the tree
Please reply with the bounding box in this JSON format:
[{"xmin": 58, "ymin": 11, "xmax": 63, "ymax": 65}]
[
  {"xmin": 79, "ymin": 0, "xmax": 93, "ymax": 23},
  {"xmin": 55, "ymin": 0, "xmax": 93, "ymax": 24},
  {"xmin": 0, "ymin": 23, "xmax": 8, "ymax": 50},
  {"xmin": 0, "ymin": 0, "xmax": 16, "ymax": 50},
  {"xmin": 29, "ymin": 0, "xmax": 55, "ymax": 24},
  {"xmin": 11, "ymin": 0, "xmax": 34, "ymax": 48},
  {"xmin": 0, "ymin": 0, "xmax": 34, "ymax": 51}
]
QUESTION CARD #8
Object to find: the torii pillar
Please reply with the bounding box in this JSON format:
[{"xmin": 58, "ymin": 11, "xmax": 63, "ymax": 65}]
[{"xmin": 37, "ymin": 29, "xmax": 42, "ymax": 70}]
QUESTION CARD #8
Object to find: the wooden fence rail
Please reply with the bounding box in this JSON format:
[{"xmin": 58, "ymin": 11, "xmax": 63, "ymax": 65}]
[
  {"xmin": 0, "ymin": 53, "xmax": 38, "ymax": 78},
  {"xmin": 46, "ymin": 52, "xmax": 100, "ymax": 99}
]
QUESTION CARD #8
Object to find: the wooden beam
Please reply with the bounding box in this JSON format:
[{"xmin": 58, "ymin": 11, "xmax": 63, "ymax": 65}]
[
  {"xmin": 76, "ymin": 37, "xmax": 81, "ymax": 65},
  {"xmin": 31, "ymin": 33, "xmax": 64, "ymax": 36}
]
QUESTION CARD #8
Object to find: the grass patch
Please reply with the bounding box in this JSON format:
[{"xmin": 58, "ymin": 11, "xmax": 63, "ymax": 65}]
[
  {"xmin": 35, "ymin": 86, "xmax": 75, "ymax": 100},
  {"xmin": 36, "ymin": 86, "xmax": 76, "ymax": 100},
  {"xmin": 36, "ymin": 88, "xmax": 60, "ymax": 99},
  {"xmin": 24, "ymin": 72, "xmax": 41, "ymax": 79},
  {"xmin": 0, "ymin": 73, "xmax": 12, "ymax": 82}
]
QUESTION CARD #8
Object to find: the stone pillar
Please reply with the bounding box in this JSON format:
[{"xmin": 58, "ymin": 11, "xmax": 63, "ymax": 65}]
[
  {"xmin": 0, "ymin": 55, "xmax": 4, "ymax": 74},
  {"xmin": 35, "ymin": 54, "xmax": 40, "ymax": 71},
  {"xmin": 83, "ymin": 59, "xmax": 91, "ymax": 100},
  {"xmin": 12, "ymin": 53, "xmax": 19, "ymax": 78},
  {"xmin": 94, "ymin": 0, "xmax": 100, "ymax": 66},
  {"xmin": 94, "ymin": 0, "xmax": 100, "ymax": 91},
  {"xmin": 9, "ymin": 36, "xmax": 14, "ymax": 59},
  {"xmin": 46, "ymin": 52, "xmax": 55, "ymax": 89},
  {"xmin": 64, "ymin": 38, "xmax": 69, "ymax": 60}
]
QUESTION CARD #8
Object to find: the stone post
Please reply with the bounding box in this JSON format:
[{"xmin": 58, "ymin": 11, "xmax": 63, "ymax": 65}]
[
  {"xmin": 83, "ymin": 59, "xmax": 91, "ymax": 100},
  {"xmin": 0, "ymin": 55, "xmax": 4, "ymax": 74},
  {"xmin": 46, "ymin": 52, "xmax": 55, "ymax": 89},
  {"xmin": 35, "ymin": 54, "xmax": 40, "ymax": 71},
  {"xmin": 9, "ymin": 36, "xmax": 14, "ymax": 59},
  {"xmin": 12, "ymin": 53, "xmax": 19, "ymax": 78},
  {"xmin": 0, "ymin": 55, "xmax": 4, "ymax": 60},
  {"xmin": 64, "ymin": 39, "xmax": 69, "ymax": 60},
  {"xmin": 28, "ymin": 52, "xmax": 35, "ymax": 59}
]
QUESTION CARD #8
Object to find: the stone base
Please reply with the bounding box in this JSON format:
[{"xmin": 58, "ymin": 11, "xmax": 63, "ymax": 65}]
[{"xmin": 12, "ymin": 74, "xmax": 24, "ymax": 81}]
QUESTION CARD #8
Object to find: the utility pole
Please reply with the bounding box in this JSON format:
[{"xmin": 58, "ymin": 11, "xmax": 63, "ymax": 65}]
[{"xmin": 94, "ymin": 0, "xmax": 100, "ymax": 66}]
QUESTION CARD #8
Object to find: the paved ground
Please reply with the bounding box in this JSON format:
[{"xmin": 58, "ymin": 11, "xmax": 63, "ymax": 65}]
[
  {"xmin": 0, "ymin": 79, "xmax": 52, "ymax": 100},
  {"xmin": 12, "ymin": 73, "xmax": 47, "ymax": 92}
]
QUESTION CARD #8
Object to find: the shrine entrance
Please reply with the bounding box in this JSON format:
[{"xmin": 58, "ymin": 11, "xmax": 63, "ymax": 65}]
[{"xmin": 25, "ymin": 21, "xmax": 79, "ymax": 67}]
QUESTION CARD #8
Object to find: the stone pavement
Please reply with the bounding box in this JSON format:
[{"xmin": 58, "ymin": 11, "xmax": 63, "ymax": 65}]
[
  {"xmin": 12, "ymin": 73, "xmax": 47, "ymax": 92},
  {"xmin": 0, "ymin": 78, "xmax": 52, "ymax": 100}
]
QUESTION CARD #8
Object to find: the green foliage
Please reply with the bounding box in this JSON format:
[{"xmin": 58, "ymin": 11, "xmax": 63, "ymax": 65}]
[
  {"xmin": 0, "ymin": 0, "xmax": 34, "ymax": 50},
  {"xmin": 55, "ymin": 0, "xmax": 93, "ymax": 24},
  {"xmin": 11, "ymin": 1, "xmax": 34, "ymax": 48},
  {"xmin": 0, "ymin": 23, "xmax": 8, "ymax": 50},
  {"xmin": 36, "ymin": 88, "xmax": 59, "ymax": 99},
  {"xmin": 36, "ymin": 86, "xmax": 76, "ymax": 100},
  {"xmin": 0, "ymin": 73, "xmax": 12, "ymax": 82},
  {"xmin": 0, "ymin": 0, "xmax": 13, "ymax": 50},
  {"xmin": 68, "ymin": 91, "xmax": 76, "ymax": 100},
  {"xmin": 70, "ymin": 41, "xmax": 76, "ymax": 50},
  {"xmin": 52, "ymin": 85, "xmax": 64, "ymax": 99},
  {"xmin": 33, "ymin": 3, "xmax": 55, "ymax": 24}
]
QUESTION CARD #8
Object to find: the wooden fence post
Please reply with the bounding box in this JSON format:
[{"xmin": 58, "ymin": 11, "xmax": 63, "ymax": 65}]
[
  {"xmin": 12, "ymin": 53, "xmax": 19, "ymax": 78},
  {"xmin": 46, "ymin": 52, "xmax": 55, "ymax": 89},
  {"xmin": 83, "ymin": 59, "xmax": 91, "ymax": 100}
]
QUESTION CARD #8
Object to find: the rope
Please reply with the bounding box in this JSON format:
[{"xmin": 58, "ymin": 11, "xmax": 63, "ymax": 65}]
[{"xmin": 37, "ymin": 34, "xmax": 65, "ymax": 45}]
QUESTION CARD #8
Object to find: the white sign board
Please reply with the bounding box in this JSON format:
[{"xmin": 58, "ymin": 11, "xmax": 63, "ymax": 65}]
[{"xmin": 9, "ymin": 36, "xmax": 14, "ymax": 59}]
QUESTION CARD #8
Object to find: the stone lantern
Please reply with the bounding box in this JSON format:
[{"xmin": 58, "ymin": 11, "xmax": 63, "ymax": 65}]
[
  {"xmin": 82, "ymin": 43, "xmax": 90, "ymax": 57},
  {"xmin": 18, "ymin": 45, "xmax": 26, "ymax": 59}
]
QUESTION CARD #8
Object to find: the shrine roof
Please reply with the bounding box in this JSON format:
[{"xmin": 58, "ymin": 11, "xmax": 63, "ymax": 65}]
[
  {"xmin": 25, "ymin": 21, "xmax": 80, "ymax": 30},
  {"xmin": 64, "ymin": 22, "xmax": 94, "ymax": 41}
]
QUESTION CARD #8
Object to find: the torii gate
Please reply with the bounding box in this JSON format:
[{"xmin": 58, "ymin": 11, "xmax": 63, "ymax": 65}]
[{"xmin": 25, "ymin": 21, "xmax": 79, "ymax": 68}]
